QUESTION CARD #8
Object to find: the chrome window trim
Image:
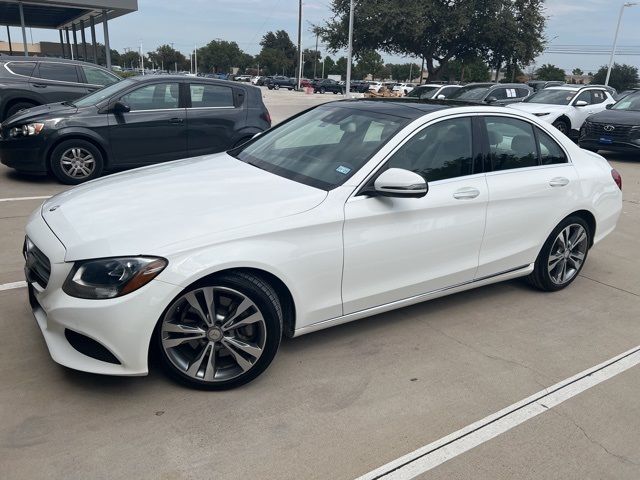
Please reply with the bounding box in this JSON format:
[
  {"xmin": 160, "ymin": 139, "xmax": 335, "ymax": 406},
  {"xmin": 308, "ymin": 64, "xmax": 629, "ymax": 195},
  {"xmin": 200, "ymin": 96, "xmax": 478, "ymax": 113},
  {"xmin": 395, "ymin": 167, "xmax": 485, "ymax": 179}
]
[
  {"xmin": 122, "ymin": 108, "xmax": 185, "ymax": 113},
  {"xmin": 187, "ymin": 106, "xmax": 236, "ymax": 110},
  {"xmin": 4, "ymin": 61, "xmax": 37, "ymax": 78}
]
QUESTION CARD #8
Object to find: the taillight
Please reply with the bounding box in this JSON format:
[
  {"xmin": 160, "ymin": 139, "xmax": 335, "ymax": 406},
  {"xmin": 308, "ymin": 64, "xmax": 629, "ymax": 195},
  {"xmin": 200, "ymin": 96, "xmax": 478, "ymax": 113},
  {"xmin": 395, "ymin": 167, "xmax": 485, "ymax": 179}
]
[
  {"xmin": 611, "ymin": 168, "xmax": 622, "ymax": 190},
  {"xmin": 261, "ymin": 110, "xmax": 272, "ymax": 126}
]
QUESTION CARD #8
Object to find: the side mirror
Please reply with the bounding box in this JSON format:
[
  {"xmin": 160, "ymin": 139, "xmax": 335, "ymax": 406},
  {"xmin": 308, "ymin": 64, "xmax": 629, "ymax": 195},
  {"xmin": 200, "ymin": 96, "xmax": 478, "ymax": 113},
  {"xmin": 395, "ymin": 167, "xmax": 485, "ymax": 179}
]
[
  {"xmin": 574, "ymin": 100, "xmax": 588, "ymax": 107},
  {"xmin": 606, "ymin": 103, "xmax": 614, "ymax": 110},
  {"xmin": 436, "ymin": 94, "xmax": 446, "ymax": 100},
  {"xmin": 486, "ymin": 96, "xmax": 498, "ymax": 104},
  {"xmin": 112, "ymin": 100, "xmax": 131, "ymax": 113},
  {"xmin": 372, "ymin": 168, "xmax": 428, "ymax": 198}
]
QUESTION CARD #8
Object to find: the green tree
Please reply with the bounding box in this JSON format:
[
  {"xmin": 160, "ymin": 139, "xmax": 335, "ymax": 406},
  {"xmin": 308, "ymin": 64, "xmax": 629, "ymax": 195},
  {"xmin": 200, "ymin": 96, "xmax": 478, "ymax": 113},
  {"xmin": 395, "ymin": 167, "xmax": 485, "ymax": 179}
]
[
  {"xmin": 356, "ymin": 50, "xmax": 385, "ymax": 80},
  {"xmin": 302, "ymin": 48, "xmax": 322, "ymax": 78},
  {"xmin": 388, "ymin": 63, "xmax": 421, "ymax": 82},
  {"xmin": 120, "ymin": 50, "xmax": 143, "ymax": 69},
  {"xmin": 442, "ymin": 56, "xmax": 490, "ymax": 82},
  {"xmin": 197, "ymin": 40, "xmax": 248, "ymax": 73},
  {"xmin": 572, "ymin": 68, "xmax": 584, "ymax": 76},
  {"xmin": 535, "ymin": 63, "xmax": 566, "ymax": 81},
  {"xmin": 257, "ymin": 30, "xmax": 297, "ymax": 75},
  {"xmin": 147, "ymin": 44, "xmax": 187, "ymax": 72},
  {"xmin": 321, "ymin": 56, "xmax": 336, "ymax": 78},
  {"xmin": 591, "ymin": 64, "xmax": 639, "ymax": 91}
]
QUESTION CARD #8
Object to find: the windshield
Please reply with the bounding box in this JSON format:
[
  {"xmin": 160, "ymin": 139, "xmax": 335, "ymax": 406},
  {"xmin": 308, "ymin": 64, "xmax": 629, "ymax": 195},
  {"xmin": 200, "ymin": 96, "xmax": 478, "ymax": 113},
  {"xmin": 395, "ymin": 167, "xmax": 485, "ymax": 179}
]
[
  {"xmin": 448, "ymin": 85, "xmax": 490, "ymax": 100},
  {"xmin": 406, "ymin": 86, "xmax": 438, "ymax": 99},
  {"xmin": 230, "ymin": 105, "xmax": 408, "ymax": 190},
  {"xmin": 612, "ymin": 91, "xmax": 640, "ymax": 111},
  {"xmin": 524, "ymin": 89, "xmax": 577, "ymax": 105},
  {"xmin": 73, "ymin": 79, "xmax": 136, "ymax": 107}
]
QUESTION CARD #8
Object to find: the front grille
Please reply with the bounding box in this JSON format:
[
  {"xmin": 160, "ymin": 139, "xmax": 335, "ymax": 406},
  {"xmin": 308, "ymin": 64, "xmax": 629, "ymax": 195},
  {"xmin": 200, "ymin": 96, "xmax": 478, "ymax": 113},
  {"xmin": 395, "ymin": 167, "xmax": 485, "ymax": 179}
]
[
  {"xmin": 584, "ymin": 121, "xmax": 637, "ymax": 140},
  {"xmin": 23, "ymin": 237, "xmax": 51, "ymax": 288}
]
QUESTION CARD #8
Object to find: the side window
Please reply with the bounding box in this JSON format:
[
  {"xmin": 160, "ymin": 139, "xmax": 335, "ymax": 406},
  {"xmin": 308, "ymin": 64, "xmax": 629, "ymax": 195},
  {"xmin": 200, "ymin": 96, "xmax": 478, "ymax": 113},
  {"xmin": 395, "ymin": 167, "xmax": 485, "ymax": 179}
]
[
  {"xmin": 121, "ymin": 83, "xmax": 180, "ymax": 111},
  {"xmin": 537, "ymin": 128, "xmax": 567, "ymax": 165},
  {"xmin": 491, "ymin": 88, "xmax": 508, "ymax": 100},
  {"xmin": 387, "ymin": 117, "xmax": 474, "ymax": 182},
  {"xmin": 36, "ymin": 62, "xmax": 79, "ymax": 83},
  {"xmin": 574, "ymin": 91, "xmax": 592, "ymax": 105},
  {"xmin": 82, "ymin": 66, "xmax": 119, "ymax": 86},
  {"xmin": 441, "ymin": 86, "xmax": 459, "ymax": 97},
  {"xmin": 591, "ymin": 90, "xmax": 606, "ymax": 104},
  {"xmin": 516, "ymin": 88, "xmax": 531, "ymax": 98},
  {"xmin": 190, "ymin": 84, "xmax": 234, "ymax": 108},
  {"xmin": 7, "ymin": 61, "xmax": 36, "ymax": 77},
  {"xmin": 485, "ymin": 116, "xmax": 538, "ymax": 171}
]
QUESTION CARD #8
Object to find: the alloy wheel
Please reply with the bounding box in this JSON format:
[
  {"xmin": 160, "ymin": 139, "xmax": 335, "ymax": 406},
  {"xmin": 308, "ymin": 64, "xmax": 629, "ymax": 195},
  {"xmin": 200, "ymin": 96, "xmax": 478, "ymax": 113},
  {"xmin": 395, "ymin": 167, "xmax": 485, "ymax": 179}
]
[
  {"xmin": 60, "ymin": 147, "xmax": 95, "ymax": 179},
  {"xmin": 547, "ymin": 223, "xmax": 588, "ymax": 285},
  {"xmin": 161, "ymin": 286, "xmax": 267, "ymax": 383}
]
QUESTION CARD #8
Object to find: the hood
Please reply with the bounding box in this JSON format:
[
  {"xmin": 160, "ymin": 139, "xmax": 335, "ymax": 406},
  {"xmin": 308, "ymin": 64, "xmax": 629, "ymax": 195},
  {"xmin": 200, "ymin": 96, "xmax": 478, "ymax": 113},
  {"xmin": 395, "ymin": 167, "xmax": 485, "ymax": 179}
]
[
  {"xmin": 586, "ymin": 109, "xmax": 640, "ymax": 126},
  {"xmin": 41, "ymin": 154, "xmax": 328, "ymax": 260},
  {"xmin": 508, "ymin": 103, "xmax": 567, "ymax": 114},
  {"xmin": 4, "ymin": 102, "xmax": 78, "ymax": 126}
]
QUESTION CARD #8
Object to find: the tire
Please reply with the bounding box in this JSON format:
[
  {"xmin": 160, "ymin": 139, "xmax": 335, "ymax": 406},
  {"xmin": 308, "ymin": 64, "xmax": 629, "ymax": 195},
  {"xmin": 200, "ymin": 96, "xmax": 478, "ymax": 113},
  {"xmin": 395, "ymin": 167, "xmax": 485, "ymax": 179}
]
[
  {"xmin": 49, "ymin": 139, "xmax": 104, "ymax": 185},
  {"xmin": 333, "ymin": 90, "xmax": 338, "ymax": 94},
  {"xmin": 288, "ymin": 87, "xmax": 293, "ymax": 91},
  {"xmin": 320, "ymin": 87, "xmax": 326, "ymax": 94},
  {"xmin": 157, "ymin": 271, "xmax": 283, "ymax": 390},
  {"xmin": 274, "ymin": 84, "xmax": 280, "ymax": 90},
  {"xmin": 527, "ymin": 215, "xmax": 591, "ymax": 292},
  {"xmin": 552, "ymin": 119, "xmax": 570, "ymax": 136},
  {"xmin": 5, "ymin": 101, "xmax": 38, "ymax": 120}
]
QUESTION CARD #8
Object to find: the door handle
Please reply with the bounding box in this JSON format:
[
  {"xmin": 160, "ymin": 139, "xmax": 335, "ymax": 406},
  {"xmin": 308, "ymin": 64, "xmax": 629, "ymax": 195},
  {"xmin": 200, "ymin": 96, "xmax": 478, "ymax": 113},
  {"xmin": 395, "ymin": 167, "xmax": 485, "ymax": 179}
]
[
  {"xmin": 453, "ymin": 187, "xmax": 481, "ymax": 200},
  {"xmin": 32, "ymin": 83, "xmax": 47, "ymax": 88},
  {"xmin": 169, "ymin": 118, "xmax": 184, "ymax": 124},
  {"xmin": 549, "ymin": 177, "xmax": 570, "ymax": 187}
]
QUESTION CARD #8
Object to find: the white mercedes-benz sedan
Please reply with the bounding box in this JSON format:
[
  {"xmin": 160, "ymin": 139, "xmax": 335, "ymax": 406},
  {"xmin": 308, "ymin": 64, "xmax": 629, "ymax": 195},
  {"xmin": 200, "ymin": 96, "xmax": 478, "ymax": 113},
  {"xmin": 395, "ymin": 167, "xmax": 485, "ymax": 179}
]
[{"xmin": 24, "ymin": 100, "xmax": 623, "ymax": 389}]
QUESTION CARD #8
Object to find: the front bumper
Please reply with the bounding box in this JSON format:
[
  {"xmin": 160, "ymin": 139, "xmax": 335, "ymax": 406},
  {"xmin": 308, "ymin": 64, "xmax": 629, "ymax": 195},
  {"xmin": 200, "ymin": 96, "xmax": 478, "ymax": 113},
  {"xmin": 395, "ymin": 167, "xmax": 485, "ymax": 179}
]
[
  {"xmin": 0, "ymin": 135, "xmax": 48, "ymax": 173},
  {"xmin": 579, "ymin": 136, "xmax": 640, "ymax": 153},
  {"xmin": 24, "ymin": 209, "xmax": 183, "ymax": 376}
]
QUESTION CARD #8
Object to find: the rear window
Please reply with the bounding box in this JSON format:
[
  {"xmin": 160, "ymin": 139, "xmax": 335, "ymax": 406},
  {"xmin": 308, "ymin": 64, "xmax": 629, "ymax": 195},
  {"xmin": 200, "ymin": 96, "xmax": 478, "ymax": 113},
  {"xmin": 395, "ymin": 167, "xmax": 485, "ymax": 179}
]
[
  {"xmin": 190, "ymin": 84, "xmax": 234, "ymax": 108},
  {"xmin": 6, "ymin": 61, "xmax": 36, "ymax": 77},
  {"xmin": 82, "ymin": 66, "xmax": 119, "ymax": 86}
]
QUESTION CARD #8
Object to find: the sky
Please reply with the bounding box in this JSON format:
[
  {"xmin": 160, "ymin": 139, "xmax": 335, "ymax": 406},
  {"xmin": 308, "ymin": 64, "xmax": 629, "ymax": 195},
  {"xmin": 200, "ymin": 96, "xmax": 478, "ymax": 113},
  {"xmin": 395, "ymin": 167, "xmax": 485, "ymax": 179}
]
[{"xmin": 11, "ymin": 0, "xmax": 640, "ymax": 74}]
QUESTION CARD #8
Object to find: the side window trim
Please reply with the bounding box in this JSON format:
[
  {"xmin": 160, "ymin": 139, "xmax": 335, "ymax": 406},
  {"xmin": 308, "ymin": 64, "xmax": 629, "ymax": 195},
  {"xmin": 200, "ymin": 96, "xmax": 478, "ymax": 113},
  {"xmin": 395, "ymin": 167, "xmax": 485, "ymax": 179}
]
[
  {"xmin": 33, "ymin": 61, "xmax": 83, "ymax": 86},
  {"xmin": 119, "ymin": 81, "xmax": 183, "ymax": 112},
  {"xmin": 186, "ymin": 82, "xmax": 236, "ymax": 109}
]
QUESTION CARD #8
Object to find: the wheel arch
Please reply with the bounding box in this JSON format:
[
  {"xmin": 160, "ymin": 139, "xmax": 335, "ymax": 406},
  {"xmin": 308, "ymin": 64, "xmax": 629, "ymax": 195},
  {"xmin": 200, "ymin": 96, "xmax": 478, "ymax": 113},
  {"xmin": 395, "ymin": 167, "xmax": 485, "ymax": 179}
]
[
  {"xmin": 45, "ymin": 132, "xmax": 109, "ymax": 172},
  {"xmin": 553, "ymin": 114, "xmax": 572, "ymax": 130},
  {"xmin": 570, "ymin": 209, "xmax": 597, "ymax": 247},
  {"xmin": 3, "ymin": 97, "xmax": 40, "ymax": 119}
]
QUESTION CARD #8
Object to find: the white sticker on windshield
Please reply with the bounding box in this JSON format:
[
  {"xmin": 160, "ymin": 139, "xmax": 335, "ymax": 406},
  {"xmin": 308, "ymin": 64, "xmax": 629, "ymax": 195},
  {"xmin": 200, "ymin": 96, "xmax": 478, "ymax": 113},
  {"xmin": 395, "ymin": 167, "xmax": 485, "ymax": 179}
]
[{"xmin": 336, "ymin": 165, "xmax": 351, "ymax": 175}]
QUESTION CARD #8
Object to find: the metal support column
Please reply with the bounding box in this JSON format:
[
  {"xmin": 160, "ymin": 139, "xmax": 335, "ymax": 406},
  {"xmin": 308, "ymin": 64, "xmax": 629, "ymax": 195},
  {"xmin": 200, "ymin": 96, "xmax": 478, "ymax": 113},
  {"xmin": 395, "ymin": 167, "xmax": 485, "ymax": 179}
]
[
  {"xmin": 90, "ymin": 16, "xmax": 97, "ymax": 64},
  {"xmin": 72, "ymin": 24, "xmax": 79, "ymax": 60},
  {"xmin": 65, "ymin": 27, "xmax": 72, "ymax": 60},
  {"xmin": 59, "ymin": 29, "xmax": 65, "ymax": 58},
  {"xmin": 18, "ymin": 1, "xmax": 28, "ymax": 56},
  {"xmin": 7, "ymin": 26, "xmax": 13, "ymax": 56},
  {"xmin": 80, "ymin": 20, "xmax": 87, "ymax": 61},
  {"xmin": 102, "ymin": 9, "xmax": 111, "ymax": 69}
]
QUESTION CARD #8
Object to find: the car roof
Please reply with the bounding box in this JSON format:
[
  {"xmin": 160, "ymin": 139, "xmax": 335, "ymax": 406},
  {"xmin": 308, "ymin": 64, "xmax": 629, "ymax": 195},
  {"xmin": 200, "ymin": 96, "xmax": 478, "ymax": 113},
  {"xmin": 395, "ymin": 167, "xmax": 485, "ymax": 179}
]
[
  {"xmin": 546, "ymin": 85, "xmax": 597, "ymax": 91},
  {"xmin": 0, "ymin": 55, "xmax": 109, "ymax": 69},
  {"xmin": 336, "ymin": 98, "xmax": 503, "ymax": 120}
]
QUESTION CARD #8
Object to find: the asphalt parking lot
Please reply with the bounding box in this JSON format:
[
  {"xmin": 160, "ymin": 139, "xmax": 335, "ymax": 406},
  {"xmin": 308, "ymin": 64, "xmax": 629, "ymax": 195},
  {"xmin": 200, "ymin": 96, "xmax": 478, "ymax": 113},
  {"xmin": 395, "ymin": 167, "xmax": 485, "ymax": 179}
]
[{"xmin": 1, "ymin": 88, "xmax": 639, "ymax": 479}]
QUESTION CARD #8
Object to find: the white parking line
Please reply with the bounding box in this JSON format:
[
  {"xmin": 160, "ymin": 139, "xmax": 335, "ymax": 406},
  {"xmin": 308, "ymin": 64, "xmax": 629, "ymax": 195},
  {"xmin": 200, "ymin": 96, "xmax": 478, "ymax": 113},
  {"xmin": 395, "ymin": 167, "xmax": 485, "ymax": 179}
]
[
  {"xmin": 0, "ymin": 280, "xmax": 27, "ymax": 291},
  {"xmin": 0, "ymin": 195, "xmax": 51, "ymax": 203},
  {"xmin": 357, "ymin": 345, "xmax": 640, "ymax": 480}
]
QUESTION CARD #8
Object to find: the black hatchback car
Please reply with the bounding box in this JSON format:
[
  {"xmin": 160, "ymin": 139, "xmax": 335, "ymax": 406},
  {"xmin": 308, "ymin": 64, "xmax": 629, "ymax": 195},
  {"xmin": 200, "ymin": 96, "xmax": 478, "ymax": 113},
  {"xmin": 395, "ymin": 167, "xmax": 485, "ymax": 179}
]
[
  {"xmin": 579, "ymin": 90, "xmax": 640, "ymax": 153},
  {"xmin": 0, "ymin": 76, "xmax": 271, "ymax": 184},
  {"xmin": 0, "ymin": 56, "xmax": 120, "ymax": 121}
]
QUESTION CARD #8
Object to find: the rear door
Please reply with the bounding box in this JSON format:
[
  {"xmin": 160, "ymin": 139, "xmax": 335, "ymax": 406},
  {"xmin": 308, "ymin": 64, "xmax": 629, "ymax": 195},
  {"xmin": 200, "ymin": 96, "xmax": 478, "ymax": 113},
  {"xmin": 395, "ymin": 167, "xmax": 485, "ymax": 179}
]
[
  {"xmin": 342, "ymin": 116, "xmax": 488, "ymax": 313},
  {"xmin": 186, "ymin": 82, "xmax": 246, "ymax": 155},
  {"xmin": 477, "ymin": 115, "xmax": 579, "ymax": 278},
  {"xmin": 30, "ymin": 61, "xmax": 88, "ymax": 103},
  {"xmin": 108, "ymin": 80, "xmax": 187, "ymax": 166}
]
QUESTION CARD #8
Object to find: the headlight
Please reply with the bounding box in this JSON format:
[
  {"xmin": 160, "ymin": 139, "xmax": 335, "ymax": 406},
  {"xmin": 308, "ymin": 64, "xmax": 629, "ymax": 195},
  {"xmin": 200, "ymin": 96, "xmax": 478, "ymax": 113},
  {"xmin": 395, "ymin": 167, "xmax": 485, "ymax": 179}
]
[
  {"xmin": 533, "ymin": 112, "xmax": 551, "ymax": 117},
  {"xmin": 9, "ymin": 122, "xmax": 44, "ymax": 137},
  {"xmin": 63, "ymin": 256, "xmax": 167, "ymax": 299}
]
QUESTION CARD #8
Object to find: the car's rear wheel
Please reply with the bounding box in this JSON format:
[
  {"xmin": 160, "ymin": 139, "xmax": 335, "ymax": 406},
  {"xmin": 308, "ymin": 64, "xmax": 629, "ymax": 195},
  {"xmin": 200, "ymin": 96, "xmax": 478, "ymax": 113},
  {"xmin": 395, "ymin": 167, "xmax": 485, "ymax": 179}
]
[
  {"xmin": 320, "ymin": 87, "xmax": 326, "ymax": 94},
  {"xmin": 528, "ymin": 216, "xmax": 591, "ymax": 291},
  {"xmin": 274, "ymin": 84, "xmax": 280, "ymax": 90},
  {"xmin": 5, "ymin": 101, "xmax": 38, "ymax": 120},
  {"xmin": 157, "ymin": 271, "xmax": 283, "ymax": 390},
  {"xmin": 49, "ymin": 139, "xmax": 104, "ymax": 185}
]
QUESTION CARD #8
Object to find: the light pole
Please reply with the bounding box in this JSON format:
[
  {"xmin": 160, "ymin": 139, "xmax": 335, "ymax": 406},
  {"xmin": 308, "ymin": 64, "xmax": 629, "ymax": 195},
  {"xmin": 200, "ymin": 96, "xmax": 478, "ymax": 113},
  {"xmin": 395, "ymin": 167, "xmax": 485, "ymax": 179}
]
[
  {"xmin": 296, "ymin": 0, "xmax": 303, "ymax": 90},
  {"xmin": 345, "ymin": 0, "xmax": 355, "ymax": 98},
  {"xmin": 606, "ymin": 2, "xmax": 638, "ymax": 86}
]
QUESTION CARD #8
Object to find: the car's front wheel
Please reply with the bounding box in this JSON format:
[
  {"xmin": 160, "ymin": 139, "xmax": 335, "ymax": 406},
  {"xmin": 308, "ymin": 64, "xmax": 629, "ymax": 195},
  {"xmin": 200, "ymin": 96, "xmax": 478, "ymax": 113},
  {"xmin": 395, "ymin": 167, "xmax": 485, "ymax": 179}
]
[
  {"xmin": 157, "ymin": 271, "xmax": 283, "ymax": 390},
  {"xmin": 552, "ymin": 119, "xmax": 570, "ymax": 136},
  {"xmin": 528, "ymin": 216, "xmax": 591, "ymax": 291},
  {"xmin": 49, "ymin": 139, "xmax": 104, "ymax": 185}
]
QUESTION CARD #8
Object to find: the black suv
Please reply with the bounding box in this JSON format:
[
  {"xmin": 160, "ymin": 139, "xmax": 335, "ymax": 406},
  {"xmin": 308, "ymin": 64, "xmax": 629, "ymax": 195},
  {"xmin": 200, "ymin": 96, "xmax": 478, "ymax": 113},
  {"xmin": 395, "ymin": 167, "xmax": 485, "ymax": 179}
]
[
  {"xmin": 265, "ymin": 76, "xmax": 295, "ymax": 90},
  {"xmin": 0, "ymin": 76, "xmax": 271, "ymax": 184},
  {"xmin": 314, "ymin": 79, "xmax": 345, "ymax": 94},
  {"xmin": 0, "ymin": 57, "xmax": 120, "ymax": 121}
]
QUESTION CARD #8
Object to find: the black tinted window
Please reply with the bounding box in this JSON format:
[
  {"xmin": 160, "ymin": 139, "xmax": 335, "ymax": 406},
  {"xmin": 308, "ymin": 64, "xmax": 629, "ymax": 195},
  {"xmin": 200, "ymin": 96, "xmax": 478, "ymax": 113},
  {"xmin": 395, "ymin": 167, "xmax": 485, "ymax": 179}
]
[
  {"xmin": 591, "ymin": 90, "xmax": 606, "ymax": 104},
  {"xmin": 121, "ymin": 83, "xmax": 180, "ymax": 111},
  {"xmin": 516, "ymin": 88, "xmax": 530, "ymax": 98},
  {"xmin": 485, "ymin": 116, "xmax": 538, "ymax": 171},
  {"xmin": 388, "ymin": 117, "xmax": 474, "ymax": 182},
  {"xmin": 537, "ymin": 128, "xmax": 567, "ymax": 165},
  {"xmin": 7, "ymin": 61, "xmax": 36, "ymax": 77},
  {"xmin": 190, "ymin": 84, "xmax": 234, "ymax": 108},
  {"xmin": 36, "ymin": 62, "xmax": 79, "ymax": 83}
]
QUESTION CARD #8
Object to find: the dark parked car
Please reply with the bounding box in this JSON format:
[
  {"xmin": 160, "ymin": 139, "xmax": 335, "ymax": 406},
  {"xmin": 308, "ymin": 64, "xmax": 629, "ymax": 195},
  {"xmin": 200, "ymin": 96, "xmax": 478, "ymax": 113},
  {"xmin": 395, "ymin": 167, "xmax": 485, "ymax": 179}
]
[
  {"xmin": 579, "ymin": 90, "xmax": 640, "ymax": 153},
  {"xmin": 0, "ymin": 76, "xmax": 271, "ymax": 184},
  {"xmin": 0, "ymin": 56, "xmax": 120, "ymax": 121},
  {"xmin": 447, "ymin": 83, "xmax": 533, "ymax": 105},
  {"xmin": 527, "ymin": 80, "xmax": 565, "ymax": 92},
  {"xmin": 349, "ymin": 80, "xmax": 370, "ymax": 93},
  {"xmin": 265, "ymin": 76, "xmax": 295, "ymax": 90},
  {"xmin": 314, "ymin": 79, "xmax": 345, "ymax": 94}
]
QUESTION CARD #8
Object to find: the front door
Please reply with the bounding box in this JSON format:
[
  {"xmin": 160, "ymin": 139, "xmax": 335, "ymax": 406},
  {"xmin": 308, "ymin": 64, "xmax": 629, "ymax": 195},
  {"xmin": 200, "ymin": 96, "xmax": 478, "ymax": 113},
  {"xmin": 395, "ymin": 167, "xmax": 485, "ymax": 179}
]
[
  {"xmin": 108, "ymin": 81, "xmax": 187, "ymax": 166},
  {"xmin": 342, "ymin": 116, "xmax": 488, "ymax": 314}
]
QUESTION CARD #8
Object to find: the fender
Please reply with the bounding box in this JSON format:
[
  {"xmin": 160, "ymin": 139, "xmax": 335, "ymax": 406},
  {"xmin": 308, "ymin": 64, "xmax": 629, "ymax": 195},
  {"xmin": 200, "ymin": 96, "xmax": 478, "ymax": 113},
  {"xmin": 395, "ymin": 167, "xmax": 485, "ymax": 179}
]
[
  {"xmin": 44, "ymin": 127, "xmax": 110, "ymax": 163},
  {"xmin": 0, "ymin": 89, "xmax": 46, "ymax": 116}
]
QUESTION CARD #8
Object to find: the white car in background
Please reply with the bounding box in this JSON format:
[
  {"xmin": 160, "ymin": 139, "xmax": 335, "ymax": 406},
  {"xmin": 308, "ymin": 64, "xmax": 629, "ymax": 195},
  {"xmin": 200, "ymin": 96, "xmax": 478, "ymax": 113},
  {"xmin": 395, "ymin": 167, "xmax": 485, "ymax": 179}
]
[
  {"xmin": 392, "ymin": 83, "xmax": 416, "ymax": 95},
  {"xmin": 24, "ymin": 101, "xmax": 622, "ymax": 390},
  {"xmin": 368, "ymin": 81, "xmax": 384, "ymax": 93},
  {"xmin": 508, "ymin": 85, "xmax": 615, "ymax": 137},
  {"xmin": 406, "ymin": 84, "xmax": 462, "ymax": 100}
]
